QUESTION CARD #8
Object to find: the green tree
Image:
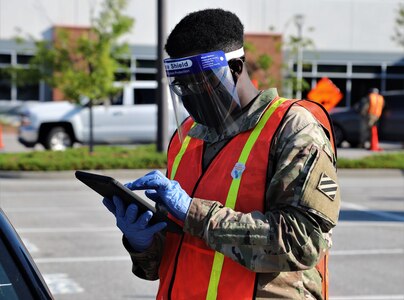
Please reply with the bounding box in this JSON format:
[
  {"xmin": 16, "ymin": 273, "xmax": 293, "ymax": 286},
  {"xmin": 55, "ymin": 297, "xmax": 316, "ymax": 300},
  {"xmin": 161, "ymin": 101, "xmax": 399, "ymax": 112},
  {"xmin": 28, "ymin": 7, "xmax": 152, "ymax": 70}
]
[
  {"xmin": 392, "ymin": 3, "xmax": 404, "ymax": 48},
  {"xmin": 282, "ymin": 16, "xmax": 315, "ymax": 98},
  {"xmin": 243, "ymin": 41, "xmax": 279, "ymax": 89},
  {"xmin": 8, "ymin": 0, "xmax": 134, "ymax": 153}
]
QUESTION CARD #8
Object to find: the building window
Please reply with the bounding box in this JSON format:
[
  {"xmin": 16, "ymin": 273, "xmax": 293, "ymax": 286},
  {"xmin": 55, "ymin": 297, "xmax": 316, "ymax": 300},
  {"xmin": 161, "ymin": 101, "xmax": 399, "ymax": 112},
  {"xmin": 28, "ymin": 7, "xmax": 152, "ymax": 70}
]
[
  {"xmin": 0, "ymin": 54, "xmax": 12, "ymax": 65},
  {"xmin": 317, "ymin": 64, "xmax": 347, "ymax": 73},
  {"xmin": 136, "ymin": 59, "xmax": 156, "ymax": 68},
  {"xmin": 134, "ymin": 88, "xmax": 156, "ymax": 105},
  {"xmin": 0, "ymin": 72, "xmax": 11, "ymax": 100},
  {"xmin": 352, "ymin": 65, "xmax": 382, "ymax": 74},
  {"xmin": 135, "ymin": 73, "xmax": 156, "ymax": 81},
  {"xmin": 16, "ymin": 54, "xmax": 33, "ymax": 65},
  {"xmin": 386, "ymin": 65, "xmax": 404, "ymax": 75},
  {"xmin": 386, "ymin": 79, "xmax": 404, "ymax": 91}
]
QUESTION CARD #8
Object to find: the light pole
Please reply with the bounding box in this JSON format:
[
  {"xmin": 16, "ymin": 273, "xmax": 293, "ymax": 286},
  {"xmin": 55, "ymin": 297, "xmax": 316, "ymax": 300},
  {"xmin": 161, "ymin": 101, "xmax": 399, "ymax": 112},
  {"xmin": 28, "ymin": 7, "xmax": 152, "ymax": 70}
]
[
  {"xmin": 294, "ymin": 14, "xmax": 304, "ymax": 100},
  {"xmin": 157, "ymin": 0, "xmax": 169, "ymax": 152}
]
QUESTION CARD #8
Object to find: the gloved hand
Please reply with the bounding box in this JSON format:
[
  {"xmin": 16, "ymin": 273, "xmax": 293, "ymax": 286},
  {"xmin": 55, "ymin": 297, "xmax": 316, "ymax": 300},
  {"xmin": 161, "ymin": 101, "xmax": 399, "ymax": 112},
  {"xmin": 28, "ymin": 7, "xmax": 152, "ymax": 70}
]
[
  {"xmin": 103, "ymin": 196, "xmax": 166, "ymax": 252},
  {"xmin": 125, "ymin": 170, "xmax": 192, "ymax": 221}
]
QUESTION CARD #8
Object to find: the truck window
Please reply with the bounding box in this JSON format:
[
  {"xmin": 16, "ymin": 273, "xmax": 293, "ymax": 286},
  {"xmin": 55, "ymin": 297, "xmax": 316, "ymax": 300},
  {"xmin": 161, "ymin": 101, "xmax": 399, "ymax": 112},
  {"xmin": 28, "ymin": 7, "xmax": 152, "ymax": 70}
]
[
  {"xmin": 134, "ymin": 88, "xmax": 156, "ymax": 105},
  {"xmin": 110, "ymin": 92, "xmax": 123, "ymax": 105}
]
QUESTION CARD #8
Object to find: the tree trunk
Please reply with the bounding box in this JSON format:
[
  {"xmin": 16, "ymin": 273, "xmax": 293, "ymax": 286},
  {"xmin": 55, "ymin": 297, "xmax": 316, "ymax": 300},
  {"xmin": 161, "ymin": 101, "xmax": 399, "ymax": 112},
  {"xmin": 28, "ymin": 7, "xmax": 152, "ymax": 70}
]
[{"xmin": 89, "ymin": 98, "xmax": 94, "ymax": 154}]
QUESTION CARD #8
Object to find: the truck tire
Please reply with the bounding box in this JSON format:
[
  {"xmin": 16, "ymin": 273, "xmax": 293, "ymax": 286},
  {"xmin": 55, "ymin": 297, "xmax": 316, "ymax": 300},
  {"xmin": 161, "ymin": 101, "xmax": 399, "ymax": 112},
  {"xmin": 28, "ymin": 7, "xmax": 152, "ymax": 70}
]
[{"xmin": 44, "ymin": 127, "xmax": 73, "ymax": 151}]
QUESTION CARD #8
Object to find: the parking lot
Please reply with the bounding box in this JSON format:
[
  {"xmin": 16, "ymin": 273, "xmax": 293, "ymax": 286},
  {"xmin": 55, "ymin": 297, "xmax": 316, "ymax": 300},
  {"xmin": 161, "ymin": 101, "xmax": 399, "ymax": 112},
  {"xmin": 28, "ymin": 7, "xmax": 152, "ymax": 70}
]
[
  {"xmin": 0, "ymin": 168, "xmax": 403, "ymax": 299},
  {"xmin": 1, "ymin": 131, "xmax": 404, "ymax": 299}
]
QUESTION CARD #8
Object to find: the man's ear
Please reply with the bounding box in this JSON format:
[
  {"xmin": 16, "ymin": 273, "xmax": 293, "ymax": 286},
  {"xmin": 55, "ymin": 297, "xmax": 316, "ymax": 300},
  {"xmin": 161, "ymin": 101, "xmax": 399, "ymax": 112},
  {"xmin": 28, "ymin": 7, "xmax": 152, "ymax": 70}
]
[{"xmin": 229, "ymin": 59, "xmax": 244, "ymax": 82}]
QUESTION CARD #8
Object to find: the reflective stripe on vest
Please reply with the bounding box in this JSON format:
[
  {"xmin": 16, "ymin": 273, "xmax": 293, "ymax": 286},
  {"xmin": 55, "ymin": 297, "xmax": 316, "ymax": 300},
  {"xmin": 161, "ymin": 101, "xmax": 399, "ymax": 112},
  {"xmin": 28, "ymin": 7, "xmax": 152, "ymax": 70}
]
[{"xmin": 205, "ymin": 97, "xmax": 288, "ymax": 300}]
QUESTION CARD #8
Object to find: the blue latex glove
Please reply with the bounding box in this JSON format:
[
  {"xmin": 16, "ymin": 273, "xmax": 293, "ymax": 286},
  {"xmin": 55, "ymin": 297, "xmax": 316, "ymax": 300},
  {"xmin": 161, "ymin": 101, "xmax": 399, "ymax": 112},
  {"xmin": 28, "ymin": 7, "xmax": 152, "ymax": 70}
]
[
  {"xmin": 126, "ymin": 170, "xmax": 192, "ymax": 221},
  {"xmin": 103, "ymin": 196, "xmax": 166, "ymax": 252}
]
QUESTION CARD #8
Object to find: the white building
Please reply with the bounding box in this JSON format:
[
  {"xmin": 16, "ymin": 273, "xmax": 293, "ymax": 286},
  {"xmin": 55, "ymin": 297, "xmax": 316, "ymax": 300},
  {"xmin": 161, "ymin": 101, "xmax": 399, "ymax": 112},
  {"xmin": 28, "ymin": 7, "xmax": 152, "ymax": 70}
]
[{"xmin": 1, "ymin": 0, "xmax": 403, "ymax": 106}]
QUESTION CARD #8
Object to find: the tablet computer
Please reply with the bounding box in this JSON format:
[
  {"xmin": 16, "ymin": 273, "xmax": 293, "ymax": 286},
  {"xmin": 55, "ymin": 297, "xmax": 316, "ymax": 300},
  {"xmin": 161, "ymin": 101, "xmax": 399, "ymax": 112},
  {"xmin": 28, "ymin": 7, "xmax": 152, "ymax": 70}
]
[{"xmin": 75, "ymin": 170, "xmax": 182, "ymax": 233}]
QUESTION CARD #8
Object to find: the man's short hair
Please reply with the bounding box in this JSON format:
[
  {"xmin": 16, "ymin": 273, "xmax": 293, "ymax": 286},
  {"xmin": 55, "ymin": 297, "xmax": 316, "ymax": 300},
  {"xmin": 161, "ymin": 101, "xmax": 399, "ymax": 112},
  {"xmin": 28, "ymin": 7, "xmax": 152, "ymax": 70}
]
[{"xmin": 165, "ymin": 8, "xmax": 244, "ymax": 58}]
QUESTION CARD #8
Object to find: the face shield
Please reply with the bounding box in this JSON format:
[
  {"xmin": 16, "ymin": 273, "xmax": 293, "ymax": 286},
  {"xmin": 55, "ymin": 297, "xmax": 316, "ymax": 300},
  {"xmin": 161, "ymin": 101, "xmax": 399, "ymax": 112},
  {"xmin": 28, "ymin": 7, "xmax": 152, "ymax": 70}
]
[{"xmin": 164, "ymin": 48, "xmax": 244, "ymax": 141}]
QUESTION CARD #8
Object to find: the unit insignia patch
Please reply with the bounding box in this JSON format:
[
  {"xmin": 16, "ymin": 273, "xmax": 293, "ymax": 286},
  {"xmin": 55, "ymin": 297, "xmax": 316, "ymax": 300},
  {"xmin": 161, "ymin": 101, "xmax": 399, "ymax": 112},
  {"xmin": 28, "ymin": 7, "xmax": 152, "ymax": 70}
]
[{"xmin": 317, "ymin": 172, "xmax": 338, "ymax": 201}]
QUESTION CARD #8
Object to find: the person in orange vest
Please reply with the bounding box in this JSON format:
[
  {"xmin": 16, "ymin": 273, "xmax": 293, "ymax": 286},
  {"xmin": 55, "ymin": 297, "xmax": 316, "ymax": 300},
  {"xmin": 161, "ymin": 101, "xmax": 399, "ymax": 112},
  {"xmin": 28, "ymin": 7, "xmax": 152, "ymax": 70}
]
[
  {"xmin": 358, "ymin": 88, "xmax": 385, "ymax": 149},
  {"xmin": 103, "ymin": 9, "xmax": 340, "ymax": 299}
]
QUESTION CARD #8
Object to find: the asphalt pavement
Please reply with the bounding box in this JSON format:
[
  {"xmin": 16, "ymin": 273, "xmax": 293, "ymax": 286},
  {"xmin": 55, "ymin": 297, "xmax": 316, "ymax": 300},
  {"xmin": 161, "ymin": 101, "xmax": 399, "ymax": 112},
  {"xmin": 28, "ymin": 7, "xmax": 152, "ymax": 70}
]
[{"xmin": 1, "ymin": 132, "xmax": 404, "ymax": 299}]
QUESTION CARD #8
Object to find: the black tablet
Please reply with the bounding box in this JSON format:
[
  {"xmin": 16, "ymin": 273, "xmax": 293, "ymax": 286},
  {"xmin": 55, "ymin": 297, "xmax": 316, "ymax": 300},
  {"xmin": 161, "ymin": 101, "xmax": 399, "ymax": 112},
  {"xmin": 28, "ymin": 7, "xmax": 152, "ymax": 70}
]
[{"xmin": 75, "ymin": 170, "xmax": 182, "ymax": 233}]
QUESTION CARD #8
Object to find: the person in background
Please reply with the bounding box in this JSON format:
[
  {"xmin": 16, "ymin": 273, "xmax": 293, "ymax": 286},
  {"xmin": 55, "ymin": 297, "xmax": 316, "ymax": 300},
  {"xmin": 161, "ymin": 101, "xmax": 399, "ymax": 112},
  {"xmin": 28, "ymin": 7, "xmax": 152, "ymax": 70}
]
[
  {"xmin": 103, "ymin": 8, "xmax": 340, "ymax": 299},
  {"xmin": 358, "ymin": 88, "xmax": 385, "ymax": 149}
]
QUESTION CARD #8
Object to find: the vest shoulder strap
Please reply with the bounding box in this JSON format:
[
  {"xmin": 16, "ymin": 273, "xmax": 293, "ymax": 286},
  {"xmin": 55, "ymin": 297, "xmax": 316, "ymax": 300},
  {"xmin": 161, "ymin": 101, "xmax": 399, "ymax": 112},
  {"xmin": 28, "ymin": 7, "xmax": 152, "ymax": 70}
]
[{"xmin": 296, "ymin": 99, "xmax": 337, "ymax": 156}]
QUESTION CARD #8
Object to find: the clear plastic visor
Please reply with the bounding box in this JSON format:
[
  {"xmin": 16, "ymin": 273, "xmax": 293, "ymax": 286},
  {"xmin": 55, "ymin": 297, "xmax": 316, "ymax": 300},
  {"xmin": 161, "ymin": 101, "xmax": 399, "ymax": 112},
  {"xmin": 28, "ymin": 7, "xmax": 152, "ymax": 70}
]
[{"xmin": 164, "ymin": 50, "xmax": 242, "ymax": 142}]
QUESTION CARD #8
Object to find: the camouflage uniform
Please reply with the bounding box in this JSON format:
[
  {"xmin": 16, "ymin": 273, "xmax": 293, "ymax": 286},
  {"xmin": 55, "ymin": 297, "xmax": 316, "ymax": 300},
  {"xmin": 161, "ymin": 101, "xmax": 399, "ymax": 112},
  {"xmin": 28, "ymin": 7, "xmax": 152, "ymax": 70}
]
[{"xmin": 126, "ymin": 88, "xmax": 341, "ymax": 299}]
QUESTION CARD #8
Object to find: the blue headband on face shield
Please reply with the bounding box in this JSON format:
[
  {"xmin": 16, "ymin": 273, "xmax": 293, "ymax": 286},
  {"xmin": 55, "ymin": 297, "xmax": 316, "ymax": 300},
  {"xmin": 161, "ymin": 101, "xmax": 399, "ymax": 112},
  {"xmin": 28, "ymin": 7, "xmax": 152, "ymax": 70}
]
[
  {"xmin": 165, "ymin": 48, "xmax": 244, "ymax": 132},
  {"xmin": 164, "ymin": 48, "xmax": 245, "ymax": 77},
  {"xmin": 164, "ymin": 49, "xmax": 245, "ymax": 96}
]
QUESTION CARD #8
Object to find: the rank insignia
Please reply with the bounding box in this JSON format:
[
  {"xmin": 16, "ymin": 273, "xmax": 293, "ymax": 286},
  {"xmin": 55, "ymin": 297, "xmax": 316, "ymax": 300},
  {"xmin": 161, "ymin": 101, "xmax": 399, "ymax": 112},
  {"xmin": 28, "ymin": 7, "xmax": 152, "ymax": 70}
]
[{"xmin": 317, "ymin": 172, "xmax": 338, "ymax": 200}]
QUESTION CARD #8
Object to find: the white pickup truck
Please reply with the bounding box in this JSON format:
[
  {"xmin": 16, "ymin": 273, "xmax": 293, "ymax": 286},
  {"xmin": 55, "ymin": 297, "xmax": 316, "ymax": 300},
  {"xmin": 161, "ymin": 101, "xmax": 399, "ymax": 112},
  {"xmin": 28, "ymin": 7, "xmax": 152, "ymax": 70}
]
[{"xmin": 18, "ymin": 81, "xmax": 186, "ymax": 150}]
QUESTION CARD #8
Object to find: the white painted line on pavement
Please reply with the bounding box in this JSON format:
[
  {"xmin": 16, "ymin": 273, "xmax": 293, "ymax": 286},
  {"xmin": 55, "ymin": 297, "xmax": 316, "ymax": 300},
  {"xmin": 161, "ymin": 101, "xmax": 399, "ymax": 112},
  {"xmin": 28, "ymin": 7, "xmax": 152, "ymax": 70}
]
[
  {"xmin": 338, "ymin": 221, "xmax": 404, "ymax": 227},
  {"xmin": 36, "ymin": 256, "xmax": 130, "ymax": 264},
  {"xmin": 341, "ymin": 202, "xmax": 404, "ymax": 222},
  {"xmin": 331, "ymin": 295, "xmax": 404, "ymax": 300},
  {"xmin": 16, "ymin": 227, "xmax": 118, "ymax": 233},
  {"xmin": 4, "ymin": 206, "xmax": 104, "ymax": 212},
  {"xmin": 332, "ymin": 248, "xmax": 404, "ymax": 256},
  {"xmin": 21, "ymin": 238, "xmax": 39, "ymax": 253},
  {"xmin": 42, "ymin": 273, "xmax": 84, "ymax": 295}
]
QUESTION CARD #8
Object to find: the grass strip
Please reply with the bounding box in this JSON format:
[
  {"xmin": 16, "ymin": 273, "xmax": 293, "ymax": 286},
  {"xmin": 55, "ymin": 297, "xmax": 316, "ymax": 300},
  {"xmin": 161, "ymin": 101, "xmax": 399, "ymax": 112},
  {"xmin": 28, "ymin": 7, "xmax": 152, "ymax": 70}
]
[
  {"xmin": 0, "ymin": 144, "xmax": 167, "ymax": 171},
  {"xmin": 1, "ymin": 145, "xmax": 404, "ymax": 171}
]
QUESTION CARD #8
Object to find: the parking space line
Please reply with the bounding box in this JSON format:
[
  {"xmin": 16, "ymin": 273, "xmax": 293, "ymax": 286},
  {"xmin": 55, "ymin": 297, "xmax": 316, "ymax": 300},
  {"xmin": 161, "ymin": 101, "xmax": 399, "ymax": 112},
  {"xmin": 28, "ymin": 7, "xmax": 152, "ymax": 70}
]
[
  {"xmin": 35, "ymin": 256, "xmax": 130, "ymax": 263},
  {"xmin": 331, "ymin": 295, "xmax": 404, "ymax": 300},
  {"xmin": 341, "ymin": 202, "xmax": 404, "ymax": 222},
  {"xmin": 43, "ymin": 273, "xmax": 84, "ymax": 295},
  {"xmin": 332, "ymin": 248, "xmax": 404, "ymax": 256},
  {"xmin": 337, "ymin": 221, "xmax": 404, "ymax": 227},
  {"xmin": 16, "ymin": 227, "xmax": 118, "ymax": 233}
]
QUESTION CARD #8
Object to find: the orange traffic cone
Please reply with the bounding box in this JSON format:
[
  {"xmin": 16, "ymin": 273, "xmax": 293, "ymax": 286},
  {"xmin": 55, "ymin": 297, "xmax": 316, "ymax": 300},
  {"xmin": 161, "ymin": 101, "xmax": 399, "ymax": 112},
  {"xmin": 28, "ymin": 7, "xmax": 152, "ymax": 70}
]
[
  {"xmin": 370, "ymin": 125, "xmax": 382, "ymax": 151},
  {"xmin": 0, "ymin": 125, "xmax": 4, "ymax": 149}
]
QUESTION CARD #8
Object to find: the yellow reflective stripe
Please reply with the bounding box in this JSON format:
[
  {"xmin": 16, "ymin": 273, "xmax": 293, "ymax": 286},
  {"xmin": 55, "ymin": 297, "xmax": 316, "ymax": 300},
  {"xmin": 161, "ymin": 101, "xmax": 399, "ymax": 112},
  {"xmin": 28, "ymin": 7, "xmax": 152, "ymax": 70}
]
[
  {"xmin": 206, "ymin": 97, "xmax": 288, "ymax": 300},
  {"xmin": 205, "ymin": 252, "xmax": 225, "ymax": 300},
  {"xmin": 225, "ymin": 97, "xmax": 288, "ymax": 210},
  {"xmin": 169, "ymin": 123, "xmax": 195, "ymax": 180}
]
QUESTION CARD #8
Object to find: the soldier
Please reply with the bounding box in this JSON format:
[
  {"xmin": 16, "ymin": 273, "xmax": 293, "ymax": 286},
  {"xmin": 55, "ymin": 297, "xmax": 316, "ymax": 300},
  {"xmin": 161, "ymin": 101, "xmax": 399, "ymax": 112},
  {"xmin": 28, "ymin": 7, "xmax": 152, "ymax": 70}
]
[
  {"xmin": 358, "ymin": 88, "xmax": 385, "ymax": 149},
  {"xmin": 103, "ymin": 8, "xmax": 341, "ymax": 299}
]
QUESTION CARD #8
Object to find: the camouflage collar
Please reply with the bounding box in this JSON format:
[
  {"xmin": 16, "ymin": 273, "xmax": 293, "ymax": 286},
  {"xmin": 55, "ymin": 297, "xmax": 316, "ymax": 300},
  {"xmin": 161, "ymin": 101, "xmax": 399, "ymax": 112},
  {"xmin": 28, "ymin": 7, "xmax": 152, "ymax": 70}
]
[{"xmin": 188, "ymin": 88, "xmax": 279, "ymax": 143}]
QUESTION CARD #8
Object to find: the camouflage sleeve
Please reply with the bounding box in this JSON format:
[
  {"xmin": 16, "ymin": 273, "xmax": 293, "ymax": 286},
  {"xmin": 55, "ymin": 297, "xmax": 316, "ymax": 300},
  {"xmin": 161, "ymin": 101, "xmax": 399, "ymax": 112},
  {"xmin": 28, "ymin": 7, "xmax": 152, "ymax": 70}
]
[
  {"xmin": 184, "ymin": 105, "xmax": 340, "ymax": 273},
  {"xmin": 122, "ymin": 233, "xmax": 165, "ymax": 280}
]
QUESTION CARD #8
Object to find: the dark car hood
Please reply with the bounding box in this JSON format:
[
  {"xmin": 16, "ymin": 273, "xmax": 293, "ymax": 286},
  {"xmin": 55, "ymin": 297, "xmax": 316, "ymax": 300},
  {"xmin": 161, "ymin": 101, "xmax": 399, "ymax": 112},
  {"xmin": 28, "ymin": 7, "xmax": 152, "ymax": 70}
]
[{"xmin": 330, "ymin": 107, "xmax": 355, "ymax": 115}]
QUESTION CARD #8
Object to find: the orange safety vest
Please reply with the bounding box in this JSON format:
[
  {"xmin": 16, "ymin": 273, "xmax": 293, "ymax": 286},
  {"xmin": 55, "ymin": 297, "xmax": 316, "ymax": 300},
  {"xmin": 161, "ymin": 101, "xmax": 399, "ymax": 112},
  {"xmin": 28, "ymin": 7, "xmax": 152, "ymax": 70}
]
[
  {"xmin": 159, "ymin": 97, "xmax": 336, "ymax": 300},
  {"xmin": 368, "ymin": 93, "xmax": 384, "ymax": 119}
]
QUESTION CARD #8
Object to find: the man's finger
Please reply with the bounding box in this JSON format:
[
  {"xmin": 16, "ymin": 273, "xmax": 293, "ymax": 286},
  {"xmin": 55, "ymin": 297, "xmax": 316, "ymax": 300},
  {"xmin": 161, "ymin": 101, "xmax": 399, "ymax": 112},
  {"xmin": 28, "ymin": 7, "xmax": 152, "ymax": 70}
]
[
  {"xmin": 136, "ymin": 210, "xmax": 153, "ymax": 229},
  {"xmin": 125, "ymin": 204, "xmax": 138, "ymax": 224},
  {"xmin": 145, "ymin": 190, "xmax": 162, "ymax": 203},
  {"xmin": 113, "ymin": 196, "xmax": 125, "ymax": 218},
  {"xmin": 102, "ymin": 197, "xmax": 116, "ymax": 216},
  {"xmin": 126, "ymin": 171, "xmax": 170, "ymax": 190},
  {"xmin": 145, "ymin": 222, "xmax": 167, "ymax": 235}
]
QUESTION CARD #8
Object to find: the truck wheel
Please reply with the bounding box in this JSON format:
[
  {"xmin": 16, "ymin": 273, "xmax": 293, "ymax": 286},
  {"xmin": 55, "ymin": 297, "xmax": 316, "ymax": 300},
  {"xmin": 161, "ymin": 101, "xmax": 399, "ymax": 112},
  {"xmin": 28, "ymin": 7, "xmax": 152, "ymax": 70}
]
[{"xmin": 44, "ymin": 127, "xmax": 73, "ymax": 151}]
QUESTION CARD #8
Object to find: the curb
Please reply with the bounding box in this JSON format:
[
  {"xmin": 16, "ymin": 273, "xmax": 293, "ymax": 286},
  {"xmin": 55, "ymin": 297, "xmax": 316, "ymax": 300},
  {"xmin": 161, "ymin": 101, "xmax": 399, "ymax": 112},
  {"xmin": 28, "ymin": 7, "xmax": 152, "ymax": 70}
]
[{"xmin": 0, "ymin": 169, "xmax": 160, "ymax": 180}]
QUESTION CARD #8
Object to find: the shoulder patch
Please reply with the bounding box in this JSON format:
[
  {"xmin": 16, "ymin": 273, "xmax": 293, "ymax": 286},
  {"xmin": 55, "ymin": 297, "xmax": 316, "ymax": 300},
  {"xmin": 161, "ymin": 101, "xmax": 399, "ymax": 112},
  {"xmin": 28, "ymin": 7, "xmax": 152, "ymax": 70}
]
[{"xmin": 317, "ymin": 172, "xmax": 338, "ymax": 201}]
